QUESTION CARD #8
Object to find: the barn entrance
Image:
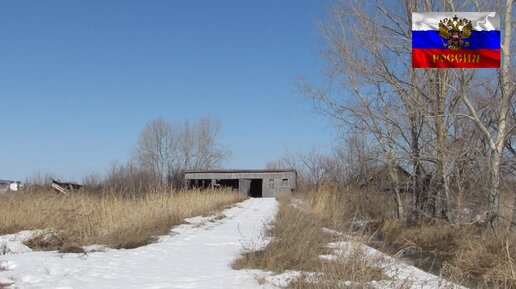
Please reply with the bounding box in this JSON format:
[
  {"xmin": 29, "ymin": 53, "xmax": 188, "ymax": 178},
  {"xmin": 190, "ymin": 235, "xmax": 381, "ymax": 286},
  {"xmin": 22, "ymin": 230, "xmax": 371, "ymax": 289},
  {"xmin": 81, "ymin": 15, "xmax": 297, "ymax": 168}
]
[
  {"xmin": 249, "ymin": 179, "xmax": 262, "ymax": 198},
  {"xmin": 218, "ymin": 179, "xmax": 239, "ymax": 191}
]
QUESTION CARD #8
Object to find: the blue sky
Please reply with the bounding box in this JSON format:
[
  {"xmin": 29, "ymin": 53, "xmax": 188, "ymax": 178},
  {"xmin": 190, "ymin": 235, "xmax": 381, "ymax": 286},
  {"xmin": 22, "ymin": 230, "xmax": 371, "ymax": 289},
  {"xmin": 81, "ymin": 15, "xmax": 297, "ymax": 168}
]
[{"xmin": 0, "ymin": 1, "xmax": 335, "ymax": 181}]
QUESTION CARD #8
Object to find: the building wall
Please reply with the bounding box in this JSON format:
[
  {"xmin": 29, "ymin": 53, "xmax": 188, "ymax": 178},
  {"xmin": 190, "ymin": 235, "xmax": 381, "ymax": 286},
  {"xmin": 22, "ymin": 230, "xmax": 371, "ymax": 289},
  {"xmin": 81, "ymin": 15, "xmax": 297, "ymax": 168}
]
[
  {"xmin": 260, "ymin": 172, "xmax": 297, "ymax": 197},
  {"xmin": 185, "ymin": 171, "xmax": 297, "ymax": 197},
  {"xmin": 238, "ymin": 179, "xmax": 251, "ymax": 195}
]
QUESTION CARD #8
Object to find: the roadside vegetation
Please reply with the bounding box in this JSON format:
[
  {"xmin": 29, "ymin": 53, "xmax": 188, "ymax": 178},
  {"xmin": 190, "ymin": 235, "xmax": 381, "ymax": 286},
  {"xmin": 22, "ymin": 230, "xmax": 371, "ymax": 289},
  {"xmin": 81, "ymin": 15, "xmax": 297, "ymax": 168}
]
[
  {"xmin": 0, "ymin": 114, "xmax": 241, "ymax": 252},
  {"xmin": 256, "ymin": 0, "xmax": 514, "ymax": 287},
  {"xmin": 234, "ymin": 192, "xmax": 398, "ymax": 289},
  {"xmin": 0, "ymin": 187, "xmax": 245, "ymax": 251},
  {"xmin": 315, "ymin": 185, "xmax": 516, "ymax": 288},
  {"xmin": 236, "ymin": 185, "xmax": 515, "ymax": 288}
]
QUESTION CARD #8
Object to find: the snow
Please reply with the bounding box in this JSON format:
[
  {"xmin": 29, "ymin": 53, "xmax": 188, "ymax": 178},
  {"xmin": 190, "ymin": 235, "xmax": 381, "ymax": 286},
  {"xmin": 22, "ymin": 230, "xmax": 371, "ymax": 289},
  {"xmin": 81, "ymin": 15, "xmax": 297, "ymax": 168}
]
[
  {"xmin": 0, "ymin": 198, "xmax": 467, "ymax": 289},
  {"xmin": 0, "ymin": 198, "xmax": 277, "ymax": 289},
  {"xmin": 321, "ymin": 241, "xmax": 468, "ymax": 289},
  {"xmin": 0, "ymin": 231, "xmax": 39, "ymax": 255},
  {"xmin": 81, "ymin": 245, "xmax": 109, "ymax": 254}
]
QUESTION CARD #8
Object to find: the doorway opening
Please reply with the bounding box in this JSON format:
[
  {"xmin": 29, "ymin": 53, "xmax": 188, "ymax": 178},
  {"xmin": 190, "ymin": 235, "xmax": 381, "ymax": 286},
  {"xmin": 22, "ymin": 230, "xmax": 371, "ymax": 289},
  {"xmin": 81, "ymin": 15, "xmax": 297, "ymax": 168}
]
[{"xmin": 249, "ymin": 179, "xmax": 263, "ymax": 198}]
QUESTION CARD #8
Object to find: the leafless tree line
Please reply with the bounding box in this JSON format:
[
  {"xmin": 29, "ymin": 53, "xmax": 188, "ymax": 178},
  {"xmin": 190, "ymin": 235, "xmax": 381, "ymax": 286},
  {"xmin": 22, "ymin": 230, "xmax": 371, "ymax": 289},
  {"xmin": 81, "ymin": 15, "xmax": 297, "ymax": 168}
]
[
  {"xmin": 294, "ymin": 0, "xmax": 514, "ymax": 232},
  {"xmin": 132, "ymin": 117, "xmax": 229, "ymax": 189},
  {"xmin": 78, "ymin": 117, "xmax": 229, "ymax": 195},
  {"xmin": 26, "ymin": 117, "xmax": 228, "ymax": 196}
]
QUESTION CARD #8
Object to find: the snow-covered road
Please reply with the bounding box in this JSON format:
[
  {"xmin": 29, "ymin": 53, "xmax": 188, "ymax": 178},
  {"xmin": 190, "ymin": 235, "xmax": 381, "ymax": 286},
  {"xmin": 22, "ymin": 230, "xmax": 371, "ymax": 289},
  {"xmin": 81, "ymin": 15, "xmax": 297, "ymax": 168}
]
[{"xmin": 0, "ymin": 198, "xmax": 278, "ymax": 289}]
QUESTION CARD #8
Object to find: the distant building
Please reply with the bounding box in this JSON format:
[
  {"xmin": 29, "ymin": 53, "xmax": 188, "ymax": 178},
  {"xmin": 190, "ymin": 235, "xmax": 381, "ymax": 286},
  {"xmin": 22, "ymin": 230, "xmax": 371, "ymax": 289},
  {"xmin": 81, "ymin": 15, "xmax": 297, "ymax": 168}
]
[
  {"xmin": 184, "ymin": 169, "xmax": 297, "ymax": 198},
  {"xmin": 359, "ymin": 165, "xmax": 412, "ymax": 192},
  {"xmin": 51, "ymin": 178, "xmax": 82, "ymax": 194},
  {"xmin": 0, "ymin": 179, "xmax": 21, "ymax": 193}
]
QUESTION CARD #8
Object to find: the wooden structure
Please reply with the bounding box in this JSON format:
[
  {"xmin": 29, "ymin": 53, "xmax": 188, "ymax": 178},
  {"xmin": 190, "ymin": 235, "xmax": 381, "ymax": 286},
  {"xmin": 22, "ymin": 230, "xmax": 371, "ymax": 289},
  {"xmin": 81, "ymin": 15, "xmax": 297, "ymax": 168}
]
[
  {"xmin": 51, "ymin": 179, "xmax": 82, "ymax": 195},
  {"xmin": 184, "ymin": 169, "xmax": 297, "ymax": 198},
  {"xmin": 359, "ymin": 165, "xmax": 413, "ymax": 192}
]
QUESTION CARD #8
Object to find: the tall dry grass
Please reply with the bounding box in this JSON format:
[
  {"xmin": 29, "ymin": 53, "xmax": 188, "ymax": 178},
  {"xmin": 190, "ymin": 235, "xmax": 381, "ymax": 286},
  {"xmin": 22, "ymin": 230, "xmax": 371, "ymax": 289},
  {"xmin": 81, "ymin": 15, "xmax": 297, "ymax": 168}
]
[
  {"xmin": 306, "ymin": 184, "xmax": 393, "ymax": 229},
  {"xmin": 305, "ymin": 185, "xmax": 516, "ymax": 288},
  {"xmin": 376, "ymin": 216, "xmax": 516, "ymax": 288},
  {"xmin": 446, "ymin": 232, "xmax": 516, "ymax": 288},
  {"xmin": 233, "ymin": 194, "xmax": 391, "ymax": 288},
  {"xmin": 241, "ymin": 185, "xmax": 515, "ymax": 288},
  {"xmin": 0, "ymin": 188, "xmax": 246, "ymax": 250}
]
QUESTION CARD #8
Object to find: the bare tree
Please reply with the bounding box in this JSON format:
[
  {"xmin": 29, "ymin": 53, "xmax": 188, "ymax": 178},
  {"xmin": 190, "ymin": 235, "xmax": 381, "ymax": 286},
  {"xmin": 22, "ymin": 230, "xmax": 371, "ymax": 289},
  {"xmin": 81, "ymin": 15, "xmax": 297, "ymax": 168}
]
[
  {"xmin": 134, "ymin": 118, "xmax": 177, "ymax": 187},
  {"xmin": 134, "ymin": 117, "xmax": 230, "ymax": 189},
  {"xmin": 300, "ymin": 0, "xmax": 421, "ymax": 219},
  {"xmin": 456, "ymin": 0, "xmax": 514, "ymax": 230},
  {"xmin": 335, "ymin": 133, "xmax": 380, "ymax": 186},
  {"xmin": 301, "ymin": 0, "xmax": 514, "ymax": 226},
  {"xmin": 193, "ymin": 117, "xmax": 229, "ymax": 170},
  {"xmin": 267, "ymin": 148, "xmax": 336, "ymax": 189},
  {"xmin": 267, "ymin": 150, "xmax": 310, "ymax": 189}
]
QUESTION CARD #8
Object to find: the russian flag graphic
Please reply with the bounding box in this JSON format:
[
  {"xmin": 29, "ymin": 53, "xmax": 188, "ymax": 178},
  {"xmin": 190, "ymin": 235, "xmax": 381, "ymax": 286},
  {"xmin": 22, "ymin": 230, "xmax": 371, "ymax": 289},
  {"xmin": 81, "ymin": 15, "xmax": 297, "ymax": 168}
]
[{"xmin": 412, "ymin": 12, "xmax": 500, "ymax": 68}]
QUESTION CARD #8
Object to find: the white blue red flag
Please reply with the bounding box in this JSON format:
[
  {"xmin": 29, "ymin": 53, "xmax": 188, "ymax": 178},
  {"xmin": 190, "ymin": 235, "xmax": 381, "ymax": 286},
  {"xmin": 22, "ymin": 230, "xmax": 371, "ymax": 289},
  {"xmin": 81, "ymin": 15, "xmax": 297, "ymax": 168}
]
[{"xmin": 412, "ymin": 12, "xmax": 500, "ymax": 68}]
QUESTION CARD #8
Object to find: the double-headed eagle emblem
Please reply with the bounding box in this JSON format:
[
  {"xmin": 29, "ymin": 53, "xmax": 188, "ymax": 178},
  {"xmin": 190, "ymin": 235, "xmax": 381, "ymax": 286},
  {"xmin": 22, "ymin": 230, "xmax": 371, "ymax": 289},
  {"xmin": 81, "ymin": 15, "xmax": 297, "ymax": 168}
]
[{"xmin": 439, "ymin": 15, "xmax": 473, "ymax": 50}]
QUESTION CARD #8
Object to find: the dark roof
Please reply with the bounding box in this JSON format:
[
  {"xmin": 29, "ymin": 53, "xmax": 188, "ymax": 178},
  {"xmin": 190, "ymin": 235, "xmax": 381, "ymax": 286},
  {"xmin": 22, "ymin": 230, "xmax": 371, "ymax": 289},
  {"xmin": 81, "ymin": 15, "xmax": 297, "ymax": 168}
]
[
  {"xmin": 184, "ymin": 169, "xmax": 297, "ymax": 174},
  {"xmin": 51, "ymin": 178, "xmax": 82, "ymax": 187}
]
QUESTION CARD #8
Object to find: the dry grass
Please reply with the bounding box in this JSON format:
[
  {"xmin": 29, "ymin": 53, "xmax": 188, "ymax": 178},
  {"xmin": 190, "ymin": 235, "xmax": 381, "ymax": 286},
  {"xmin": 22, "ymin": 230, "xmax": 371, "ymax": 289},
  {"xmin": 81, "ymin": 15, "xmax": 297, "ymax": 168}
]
[
  {"xmin": 233, "ymin": 193, "xmax": 390, "ymax": 288},
  {"xmin": 451, "ymin": 232, "xmax": 516, "ymax": 288},
  {"xmin": 0, "ymin": 188, "xmax": 246, "ymax": 250},
  {"xmin": 311, "ymin": 186, "xmax": 516, "ymax": 288},
  {"xmin": 261, "ymin": 185, "xmax": 516, "ymax": 288},
  {"xmin": 376, "ymin": 218, "xmax": 516, "ymax": 288},
  {"xmin": 233, "ymin": 195, "xmax": 333, "ymax": 273},
  {"xmin": 378, "ymin": 220, "xmax": 471, "ymax": 258},
  {"xmin": 306, "ymin": 184, "xmax": 394, "ymax": 230},
  {"xmin": 321, "ymin": 184, "xmax": 516, "ymax": 288}
]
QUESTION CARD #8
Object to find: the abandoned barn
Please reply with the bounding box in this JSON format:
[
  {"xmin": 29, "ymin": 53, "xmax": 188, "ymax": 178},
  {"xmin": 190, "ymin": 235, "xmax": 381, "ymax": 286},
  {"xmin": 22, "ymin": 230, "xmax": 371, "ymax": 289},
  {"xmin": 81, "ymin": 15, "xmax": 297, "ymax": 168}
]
[{"xmin": 184, "ymin": 169, "xmax": 297, "ymax": 198}]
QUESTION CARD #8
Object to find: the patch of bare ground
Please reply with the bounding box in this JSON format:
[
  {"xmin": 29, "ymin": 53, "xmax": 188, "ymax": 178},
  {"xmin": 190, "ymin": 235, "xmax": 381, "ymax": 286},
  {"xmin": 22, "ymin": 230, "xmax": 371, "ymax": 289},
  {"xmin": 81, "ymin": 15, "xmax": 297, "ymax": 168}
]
[{"xmin": 0, "ymin": 188, "xmax": 246, "ymax": 251}]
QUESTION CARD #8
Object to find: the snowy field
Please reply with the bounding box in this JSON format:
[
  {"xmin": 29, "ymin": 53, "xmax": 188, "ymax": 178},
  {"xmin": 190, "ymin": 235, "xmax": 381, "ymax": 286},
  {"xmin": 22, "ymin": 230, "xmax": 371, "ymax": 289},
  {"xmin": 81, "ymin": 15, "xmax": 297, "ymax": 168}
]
[
  {"xmin": 0, "ymin": 198, "xmax": 466, "ymax": 289},
  {"xmin": 0, "ymin": 198, "xmax": 277, "ymax": 289}
]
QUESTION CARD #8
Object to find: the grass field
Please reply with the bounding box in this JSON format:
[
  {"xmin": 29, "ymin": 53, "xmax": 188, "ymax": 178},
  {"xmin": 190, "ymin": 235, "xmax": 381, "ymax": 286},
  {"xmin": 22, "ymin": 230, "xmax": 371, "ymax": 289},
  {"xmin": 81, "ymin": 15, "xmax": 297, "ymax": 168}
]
[
  {"xmin": 0, "ymin": 188, "xmax": 246, "ymax": 251},
  {"xmin": 233, "ymin": 194, "xmax": 391, "ymax": 288},
  {"xmin": 302, "ymin": 185, "xmax": 516, "ymax": 288},
  {"xmin": 234, "ymin": 185, "xmax": 516, "ymax": 288}
]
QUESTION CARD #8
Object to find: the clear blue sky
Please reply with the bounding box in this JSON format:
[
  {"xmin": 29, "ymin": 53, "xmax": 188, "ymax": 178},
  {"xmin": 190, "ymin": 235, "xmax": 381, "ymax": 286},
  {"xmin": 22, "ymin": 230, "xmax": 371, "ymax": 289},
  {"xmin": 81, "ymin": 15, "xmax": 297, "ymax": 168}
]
[{"xmin": 0, "ymin": 0, "xmax": 335, "ymax": 181}]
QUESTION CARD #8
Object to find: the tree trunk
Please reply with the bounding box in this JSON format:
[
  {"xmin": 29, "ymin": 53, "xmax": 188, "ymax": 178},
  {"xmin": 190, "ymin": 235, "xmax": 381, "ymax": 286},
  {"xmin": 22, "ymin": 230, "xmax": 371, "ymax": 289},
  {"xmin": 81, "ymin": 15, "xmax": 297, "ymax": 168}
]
[
  {"xmin": 499, "ymin": 0, "xmax": 514, "ymax": 232},
  {"xmin": 387, "ymin": 163, "xmax": 404, "ymax": 219},
  {"xmin": 511, "ymin": 189, "xmax": 516, "ymax": 232},
  {"xmin": 492, "ymin": 0, "xmax": 513, "ymax": 232},
  {"xmin": 487, "ymin": 150, "xmax": 502, "ymax": 230},
  {"xmin": 386, "ymin": 138, "xmax": 404, "ymax": 220},
  {"xmin": 435, "ymin": 71, "xmax": 452, "ymax": 221},
  {"xmin": 409, "ymin": 67, "xmax": 425, "ymax": 221},
  {"xmin": 410, "ymin": 112, "xmax": 424, "ymax": 219},
  {"xmin": 429, "ymin": 70, "xmax": 452, "ymax": 221}
]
